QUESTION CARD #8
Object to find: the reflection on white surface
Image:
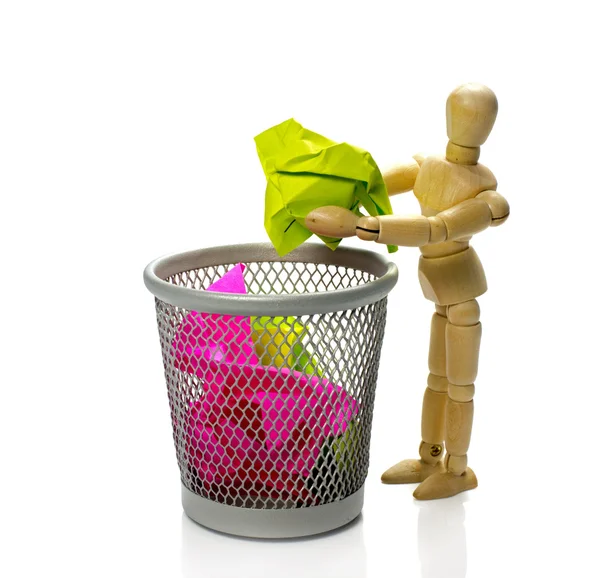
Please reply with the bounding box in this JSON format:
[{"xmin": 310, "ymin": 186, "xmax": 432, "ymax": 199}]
[
  {"xmin": 417, "ymin": 494, "xmax": 467, "ymax": 578},
  {"xmin": 181, "ymin": 513, "xmax": 367, "ymax": 578}
]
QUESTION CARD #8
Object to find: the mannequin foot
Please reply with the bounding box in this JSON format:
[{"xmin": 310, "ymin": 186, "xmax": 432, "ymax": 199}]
[
  {"xmin": 381, "ymin": 459, "xmax": 445, "ymax": 485},
  {"xmin": 413, "ymin": 468, "xmax": 478, "ymax": 500}
]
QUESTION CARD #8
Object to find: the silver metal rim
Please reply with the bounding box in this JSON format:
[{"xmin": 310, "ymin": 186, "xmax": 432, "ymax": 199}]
[
  {"xmin": 143, "ymin": 243, "xmax": 398, "ymax": 316},
  {"xmin": 182, "ymin": 483, "xmax": 364, "ymax": 539}
]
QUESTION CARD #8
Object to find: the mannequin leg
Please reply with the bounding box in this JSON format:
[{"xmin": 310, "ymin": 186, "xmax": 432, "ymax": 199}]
[
  {"xmin": 413, "ymin": 299, "xmax": 480, "ymax": 500},
  {"xmin": 381, "ymin": 305, "xmax": 449, "ymax": 484}
]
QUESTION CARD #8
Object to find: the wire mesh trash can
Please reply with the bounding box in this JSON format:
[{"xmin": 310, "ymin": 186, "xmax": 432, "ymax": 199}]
[{"xmin": 143, "ymin": 243, "xmax": 398, "ymax": 538}]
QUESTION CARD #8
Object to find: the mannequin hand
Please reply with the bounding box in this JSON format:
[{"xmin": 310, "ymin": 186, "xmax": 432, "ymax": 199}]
[{"xmin": 305, "ymin": 206, "xmax": 359, "ymax": 238}]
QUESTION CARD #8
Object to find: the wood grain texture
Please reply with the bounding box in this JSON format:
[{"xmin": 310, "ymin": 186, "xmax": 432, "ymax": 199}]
[
  {"xmin": 418, "ymin": 247, "xmax": 488, "ymax": 306},
  {"xmin": 413, "ymin": 155, "xmax": 498, "ymax": 211},
  {"xmin": 428, "ymin": 215, "xmax": 448, "ymax": 243},
  {"xmin": 376, "ymin": 214, "xmax": 431, "ymax": 246},
  {"xmin": 445, "ymin": 454, "xmax": 468, "ymax": 475},
  {"xmin": 356, "ymin": 216, "xmax": 380, "ymax": 241},
  {"xmin": 446, "ymin": 322, "xmax": 482, "ymax": 386},
  {"xmin": 448, "ymin": 383, "xmax": 475, "ymax": 403},
  {"xmin": 446, "ymin": 83, "xmax": 498, "ymax": 147},
  {"xmin": 420, "ymin": 238, "xmax": 470, "ymax": 258},
  {"xmin": 382, "ymin": 159, "xmax": 420, "ymax": 195},
  {"xmin": 438, "ymin": 198, "xmax": 492, "ymax": 241},
  {"xmin": 427, "ymin": 372, "xmax": 449, "ymax": 393},
  {"xmin": 381, "ymin": 458, "xmax": 444, "ymax": 485},
  {"xmin": 445, "ymin": 399, "xmax": 474, "ymax": 457},
  {"xmin": 447, "ymin": 299, "xmax": 480, "ymax": 326},
  {"xmin": 413, "ymin": 468, "xmax": 477, "ymax": 500},
  {"xmin": 304, "ymin": 206, "xmax": 358, "ymax": 238},
  {"xmin": 428, "ymin": 312, "xmax": 447, "ymax": 376},
  {"xmin": 476, "ymin": 189, "xmax": 510, "ymax": 226},
  {"xmin": 421, "ymin": 388, "xmax": 448, "ymax": 449},
  {"xmin": 412, "ymin": 152, "xmax": 428, "ymax": 166},
  {"xmin": 446, "ymin": 141, "xmax": 480, "ymax": 165}
]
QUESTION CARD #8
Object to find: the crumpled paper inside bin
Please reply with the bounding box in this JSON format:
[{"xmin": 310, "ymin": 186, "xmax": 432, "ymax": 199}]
[{"xmin": 171, "ymin": 264, "xmax": 358, "ymax": 503}]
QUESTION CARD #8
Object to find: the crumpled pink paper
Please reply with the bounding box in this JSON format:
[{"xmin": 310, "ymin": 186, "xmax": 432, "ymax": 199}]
[
  {"xmin": 185, "ymin": 361, "xmax": 358, "ymax": 501},
  {"xmin": 173, "ymin": 264, "xmax": 258, "ymax": 367},
  {"xmin": 172, "ymin": 264, "xmax": 359, "ymax": 502}
]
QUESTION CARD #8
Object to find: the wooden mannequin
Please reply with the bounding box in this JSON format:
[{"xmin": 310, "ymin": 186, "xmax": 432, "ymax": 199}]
[{"xmin": 305, "ymin": 83, "xmax": 509, "ymax": 500}]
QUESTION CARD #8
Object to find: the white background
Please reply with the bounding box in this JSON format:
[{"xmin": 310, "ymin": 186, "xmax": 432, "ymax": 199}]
[{"xmin": 2, "ymin": 1, "xmax": 599, "ymax": 576}]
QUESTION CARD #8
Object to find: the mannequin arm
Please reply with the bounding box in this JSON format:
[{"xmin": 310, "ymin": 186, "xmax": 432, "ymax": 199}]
[{"xmin": 358, "ymin": 190, "xmax": 510, "ymax": 246}]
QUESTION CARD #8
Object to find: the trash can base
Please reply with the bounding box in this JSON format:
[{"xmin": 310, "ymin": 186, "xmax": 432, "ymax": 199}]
[{"xmin": 181, "ymin": 483, "xmax": 364, "ymax": 539}]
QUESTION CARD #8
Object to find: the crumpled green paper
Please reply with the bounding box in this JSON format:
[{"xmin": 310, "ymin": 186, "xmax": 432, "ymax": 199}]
[
  {"xmin": 255, "ymin": 118, "xmax": 397, "ymax": 256},
  {"xmin": 250, "ymin": 315, "xmax": 322, "ymax": 375}
]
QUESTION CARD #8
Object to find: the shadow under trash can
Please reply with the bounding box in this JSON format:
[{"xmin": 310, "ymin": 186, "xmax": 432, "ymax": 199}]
[{"xmin": 143, "ymin": 243, "xmax": 398, "ymax": 538}]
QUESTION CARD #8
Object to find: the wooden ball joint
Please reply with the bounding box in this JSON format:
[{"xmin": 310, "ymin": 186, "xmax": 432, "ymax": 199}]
[{"xmin": 305, "ymin": 83, "xmax": 509, "ymax": 500}]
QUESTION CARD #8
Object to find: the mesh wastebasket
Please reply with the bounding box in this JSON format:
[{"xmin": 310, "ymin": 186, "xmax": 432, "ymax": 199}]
[{"xmin": 143, "ymin": 243, "xmax": 398, "ymax": 538}]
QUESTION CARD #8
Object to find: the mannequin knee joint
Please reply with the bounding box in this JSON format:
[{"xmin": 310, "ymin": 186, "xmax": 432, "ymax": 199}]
[
  {"xmin": 448, "ymin": 383, "xmax": 475, "ymax": 402},
  {"xmin": 448, "ymin": 299, "xmax": 480, "ymax": 326}
]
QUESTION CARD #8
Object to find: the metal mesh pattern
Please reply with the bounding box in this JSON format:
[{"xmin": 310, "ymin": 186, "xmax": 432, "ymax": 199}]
[{"xmin": 154, "ymin": 260, "xmax": 388, "ymax": 509}]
